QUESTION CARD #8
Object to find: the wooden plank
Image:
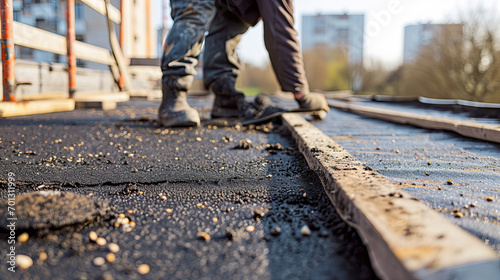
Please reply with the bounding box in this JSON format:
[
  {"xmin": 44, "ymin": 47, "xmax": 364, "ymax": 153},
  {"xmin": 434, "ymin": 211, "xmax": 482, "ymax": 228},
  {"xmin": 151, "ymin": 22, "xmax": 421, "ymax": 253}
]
[
  {"xmin": 13, "ymin": 22, "xmax": 115, "ymax": 65},
  {"xmin": 75, "ymin": 101, "xmax": 116, "ymax": 110},
  {"xmin": 73, "ymin": 91, "xmax": 129, "ymax": 110},
  {"xmin": 80, "ymin": 0, "xmax": 121, "ymax": 24},
  {"xmin": 281, "ymin": 113, "xmax": 500, "ymax": 280},
  {"xmin": 0, "ymin": 99, "xmax": 75, "ymax": 117},
  {"xmin": 13, "ymin": 22, "xmax": 66, "ymax": 55},
  {"xmin": 328, "ymin": 100, "xmax": 500, "ymax": 144},
  {"xmin": 73, "ymin": 91, "xmax": 129, "ymax": 102},
  {"xmin": 74, "ymin": 41, "xmax": 115, "ymax": 65}
]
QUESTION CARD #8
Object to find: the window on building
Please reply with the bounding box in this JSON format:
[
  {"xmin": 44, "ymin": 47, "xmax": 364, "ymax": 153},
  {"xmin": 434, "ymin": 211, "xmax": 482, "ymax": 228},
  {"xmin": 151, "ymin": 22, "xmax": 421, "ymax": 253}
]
[
  {"xmin": 35, "ymin": 18, "xmax": 46, "ymax": 27},
  {"xmin": 19, "ymin": 46, "xmax": 34, "ymax": 59},
  {"xmin": 315, "ymin": 26, "xmax": 326, "ymax": 34},
  {"xmin": 337, "ymin": 29, "xmax": 349, "ymax": 44},
  {"xmin": 75, "ymin": 3, "xmax": 84, "ymax": 19},
  {"xmin": 13, "ymin": 11, "xmax": 21, "ymax": 21}
]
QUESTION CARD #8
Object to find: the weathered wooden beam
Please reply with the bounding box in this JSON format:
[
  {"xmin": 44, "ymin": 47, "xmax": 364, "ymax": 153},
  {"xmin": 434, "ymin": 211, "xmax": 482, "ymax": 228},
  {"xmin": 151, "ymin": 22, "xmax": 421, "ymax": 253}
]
[
  {"xmin": 328, "ymin": 100, "xmax": 500, "ymax": 144},
  {"xmin": 0, "ymin": 99, "xmax": 75, "ymax": 117},
  {"xmin": 80, "ymin": 0, "xmax": 121, "ymax": 24},
  {"xmin": 282, "ymin": 113, "xmax": 500, "ymax": 280},
  {"xmin": 74, "ymin": 91, "xmax": 129, "ymax": 110},
  {"xmin": 13, "ymin": 22, "xmax": 115, "ymax": 65}
]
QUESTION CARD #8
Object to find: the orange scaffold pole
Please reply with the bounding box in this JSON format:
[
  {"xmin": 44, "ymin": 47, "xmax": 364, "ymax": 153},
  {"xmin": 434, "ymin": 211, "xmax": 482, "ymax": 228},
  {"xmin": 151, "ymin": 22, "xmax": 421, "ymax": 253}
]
[
  {"xmin": 1, "ymin": 0, "xmax": 16, "ymax": 101},
  {"xmin": 66, "ymin": 0, "xmax": 77, "ymax": 98}
]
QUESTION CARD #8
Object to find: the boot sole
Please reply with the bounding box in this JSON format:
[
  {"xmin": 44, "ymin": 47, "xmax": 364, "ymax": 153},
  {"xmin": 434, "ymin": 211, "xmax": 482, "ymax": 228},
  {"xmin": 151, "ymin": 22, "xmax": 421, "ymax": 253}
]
[{"xmin": 158, "ymin": 111, "xmax": 200, "ymax": 128}]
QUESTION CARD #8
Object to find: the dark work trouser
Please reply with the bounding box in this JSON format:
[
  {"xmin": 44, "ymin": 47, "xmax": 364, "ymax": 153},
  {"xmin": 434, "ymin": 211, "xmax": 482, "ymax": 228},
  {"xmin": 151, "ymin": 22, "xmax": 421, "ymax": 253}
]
[
  {"xmin": 204, "ymin": 0, "xmax": 310, "ymax": 94},
  {"xmin": 161, "ymin": 0, "xmax": 216, "ymax": 91},
  {"xmin": 161, "ymin": 0, "xmax": 309, "ymax": 94}
]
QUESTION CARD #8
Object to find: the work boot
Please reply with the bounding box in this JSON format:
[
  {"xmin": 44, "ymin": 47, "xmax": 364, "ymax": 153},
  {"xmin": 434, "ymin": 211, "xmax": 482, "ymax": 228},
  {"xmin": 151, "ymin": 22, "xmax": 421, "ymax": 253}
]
[
  {"xmin": 158, "ymin": 79, "xmax": 200, "ymax": 127},
  {"xmin": 210, "ymin": 77, "xmax": 255, "ymax": 119},
  {"xmin": 295, "ymin": 92, "xmax": 330, "ymax": 120},
  {"xmin": 210, "ymin": 77, "xmax": 290, "ymax": 124}
]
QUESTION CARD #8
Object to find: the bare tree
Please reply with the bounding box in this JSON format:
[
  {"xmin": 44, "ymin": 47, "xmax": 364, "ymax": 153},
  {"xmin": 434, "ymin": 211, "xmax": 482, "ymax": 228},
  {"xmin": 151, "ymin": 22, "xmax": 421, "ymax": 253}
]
[
  {"xmin": 303, "ymin": 46, "xmax": 352, "ymax": 91},
  {"xmin": 237, "ymin": 62, "xmax": 280, "ymax": 94},
  {"xmin": 401, "ymin": 5, "xmax": 500, "ymax": 102}
]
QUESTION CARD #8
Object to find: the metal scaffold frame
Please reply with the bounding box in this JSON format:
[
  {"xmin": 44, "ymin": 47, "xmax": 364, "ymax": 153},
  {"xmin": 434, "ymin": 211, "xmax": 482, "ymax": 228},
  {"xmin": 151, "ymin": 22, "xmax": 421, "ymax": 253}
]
[{"xmin": 0, "ymin": 0, "xmax": 132, "ymax": 117}]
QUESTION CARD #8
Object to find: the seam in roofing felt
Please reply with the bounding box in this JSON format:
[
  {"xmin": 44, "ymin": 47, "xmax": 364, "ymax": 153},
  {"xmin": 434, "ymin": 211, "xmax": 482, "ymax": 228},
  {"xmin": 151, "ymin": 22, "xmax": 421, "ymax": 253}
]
[
  {"xmin": 327, "ymin": 100, "xmax": 500, "ymax": 144},
  {"xmin": 281, "ymin": 113, "xmax": 500, "ymax": 280}
]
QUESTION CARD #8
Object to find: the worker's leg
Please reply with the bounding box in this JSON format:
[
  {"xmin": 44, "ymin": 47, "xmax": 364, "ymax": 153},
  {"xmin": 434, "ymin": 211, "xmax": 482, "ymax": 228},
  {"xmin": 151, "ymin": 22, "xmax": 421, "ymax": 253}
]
[
  {"xmin": 256, "ymin": 0, "xmax": 329, "ymax": 115},
  {"xmin": 203, "ymin": 7, "xmax": 252, "ymax": 118},
  {"xmin": 159, "ymin": 0, "xmax": 216, "ymax": 127}
]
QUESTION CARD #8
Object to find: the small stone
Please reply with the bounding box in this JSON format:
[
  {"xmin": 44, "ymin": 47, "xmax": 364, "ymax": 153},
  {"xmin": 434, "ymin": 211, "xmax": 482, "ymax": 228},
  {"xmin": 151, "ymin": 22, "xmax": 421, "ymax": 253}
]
[
  {"xmin": 301, "ymin": 225, "xmax": 311, "ymax": 236},
  {"xmin": 18, "ymin": 232, "xmax": 29, "ymax": 243},
  {"xmin": 425, "ymin": 172, "xmax": 429, "ymax": 176},
  {"xmin": 196, "ymin": 137, "xmax": 202, "ymax": 142},
  {"xmin": 16, "ymin": 255, "xmax": 33, "ymax": 269},
  {"xmin": 93, "ymin": 257, "xmax": 106, "ymax": 266},
  {"xmin": 246, "ymin": 225, "xmax": 255, "ymax": 232},
  {"xmin": 470, "ymin": 202, "xmax": 477, "ymax": 207},
  {"xmin": 106, "ymin": 253, "xmax": 116, "ymax": 263},
  {"xmin": 213, "ymin": 217, "xmax": 218, "ymax": 223},
  {"xmin": 266, "ymin": 175, "xmax": 272, "ymax": 178},
  {"xmin": 235, "ymin": 139, "xmax": 253, "ymax": 149},
  {"xmin": 197, "ymin": 231, "xmax": 211, "ymax": 241},
  {"xmin": 270, "ymin": 227, "xmax": 281, "ymax": 236},
  {"xmin": 166, "ymin": 208, "xmax": 173, "ymax": 213},
  {"xmin": 129, "ymin": 221, "xmax": 136, "ymax": 227},
  {"xmin": 375, "ymin": 147, "xmax": 381, "ymax": 150},
  {"xmin": 118, "ymin": 213, "xmax": 125, "ymax": 218},
  {"xmin": 455, "ymin": 212, "xmax": 463, "ymax": 218},
  {"xmin": 108, "ymin": 243, "xmax": 120, "ymax": 253},
  {"xmin": 89, "ymin": 231, "xmax": 98, "ymax": 241},
  {"xmin": 39, "ymin": 252, "xmax": 48, "ymax": 261},
  {"xmin": 486, "ymin": 197, "xmax": 495, "ymax": 202},
  {"xmin": 96, "ymin": 237, "xmax": 107, "ymax": 246},
  {"xmin": 138, "ymin": 264, "xmax": 150, "ymax": 275},
  {"xmin": 319, "ymin": 230, "xmax": 329, "ymax": 237},
  {"xmin": 120, "ymin": 218, "xmax": 130, "ymax": 225},
  {"xmin": 447, "ymin": 180, "xmax": 453, "ymax": 185}
]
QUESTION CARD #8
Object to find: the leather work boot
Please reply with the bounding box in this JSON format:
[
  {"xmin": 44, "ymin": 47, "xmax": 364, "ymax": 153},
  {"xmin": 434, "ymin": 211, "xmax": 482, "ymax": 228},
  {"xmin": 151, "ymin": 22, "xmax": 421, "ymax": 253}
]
[
  {"xmin": 295, "ymin": 92, "xmax": 330, "ymax": 120},
  {"xmin": 210, "ymin": 78, "xmax": 290, "ymax": 125},
  {"xmin": 158, "ymin": 79, "xmax": 200, "ymax": 127},
  {"xmin": 210, "ymin": 77, "xmax": 255, "ymax": 119}
]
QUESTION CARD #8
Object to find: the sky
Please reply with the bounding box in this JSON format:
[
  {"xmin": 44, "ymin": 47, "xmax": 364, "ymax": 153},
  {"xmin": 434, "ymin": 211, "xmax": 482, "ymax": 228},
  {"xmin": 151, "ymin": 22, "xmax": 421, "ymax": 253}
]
[{"xmin": 153, "ymin": 0, "xmax": 499, "ymax": 69}]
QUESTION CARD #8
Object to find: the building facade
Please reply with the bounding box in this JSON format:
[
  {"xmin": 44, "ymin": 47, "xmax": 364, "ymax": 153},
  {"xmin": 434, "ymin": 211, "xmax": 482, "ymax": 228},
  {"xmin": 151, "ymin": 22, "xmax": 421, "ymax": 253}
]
[
  {"xmin": 302, "ymin": 13, "xmax": 365, "ymax": 66},
  {"xmin": 12, "ymin": 0, "xmax": 157, "ymax": 69},
  {"xmin": 301, "ymin": 13, "xmax": 365, "ymax": 90}
]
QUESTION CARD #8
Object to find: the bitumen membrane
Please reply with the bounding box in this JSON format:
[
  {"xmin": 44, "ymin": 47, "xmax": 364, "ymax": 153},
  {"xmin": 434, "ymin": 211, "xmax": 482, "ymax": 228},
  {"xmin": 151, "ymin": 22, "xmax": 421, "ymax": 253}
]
[
  {"xmin": 310, "ymin": 105, "xmax": 500, "ymax": 252},
  {"xmin": 0, "ymin": 98, "xmax": 377, "ymax": 280}
]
